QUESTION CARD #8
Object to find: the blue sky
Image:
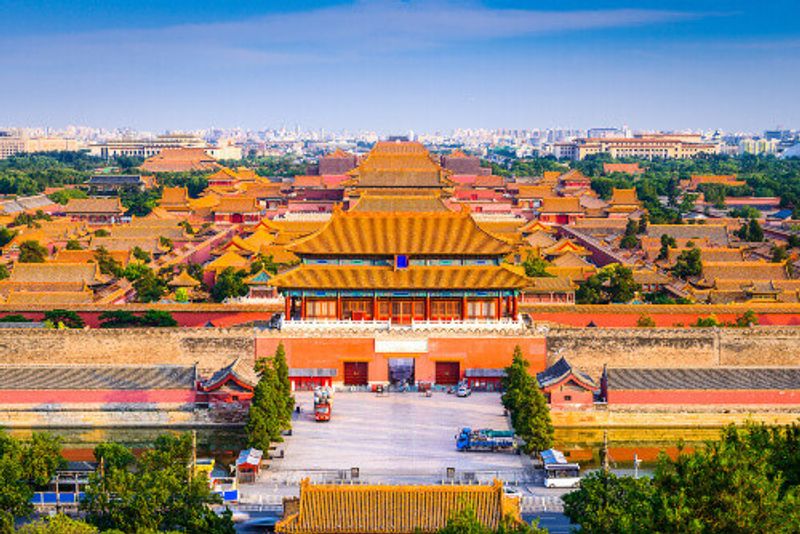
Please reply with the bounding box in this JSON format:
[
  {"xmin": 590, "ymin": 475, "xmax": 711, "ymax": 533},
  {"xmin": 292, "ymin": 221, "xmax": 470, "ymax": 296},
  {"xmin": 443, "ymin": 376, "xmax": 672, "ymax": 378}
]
[{"xmin": 1, "ymin": 0, "xmax": 798, "ymax": 133}]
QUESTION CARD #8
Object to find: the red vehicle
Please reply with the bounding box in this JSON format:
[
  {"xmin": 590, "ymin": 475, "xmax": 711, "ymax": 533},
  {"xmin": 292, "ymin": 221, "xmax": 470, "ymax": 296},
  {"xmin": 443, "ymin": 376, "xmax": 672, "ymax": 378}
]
[{"xmin": 313, "ymin": 388, "xmax": 332, "ymax": 422}]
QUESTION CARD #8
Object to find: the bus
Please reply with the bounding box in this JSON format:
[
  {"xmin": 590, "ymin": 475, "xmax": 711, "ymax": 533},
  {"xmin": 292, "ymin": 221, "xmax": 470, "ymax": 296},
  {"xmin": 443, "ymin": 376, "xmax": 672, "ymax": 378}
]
[{"xmin": 540, "ymin": 448, "xmax": 581, "ymax": 488}]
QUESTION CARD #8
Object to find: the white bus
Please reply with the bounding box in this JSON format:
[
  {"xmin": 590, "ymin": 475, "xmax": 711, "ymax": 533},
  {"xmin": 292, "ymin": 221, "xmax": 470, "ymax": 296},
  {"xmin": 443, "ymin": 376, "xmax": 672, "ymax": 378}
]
[{"xmin": 540, "ymin": 448, "xmax": 581, "ymax": 488}]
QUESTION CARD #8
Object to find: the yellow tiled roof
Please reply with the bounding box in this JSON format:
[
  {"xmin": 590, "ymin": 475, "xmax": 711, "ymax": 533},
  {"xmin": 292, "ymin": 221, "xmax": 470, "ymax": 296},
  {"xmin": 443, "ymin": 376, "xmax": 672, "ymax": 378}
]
[
  {"xmin": 702, "ymin": 261, "xmax": 788, "ymax": 281},
  {"xmin": 348, "ymin": 194, "xmax": 452, "ymax": 213},
  {"xmin": 542, "ymin": 238, "xmax": 589, "ymax": 257},
  {"xmin": 539, "ymin": 197, "xmax": 583, "ymax": 214},
  {"xmin": 551, "ymin": 251, "xmax": 592, "ymax": 267},
  {"xmin": 63, "ymin": 198, "xmax": 124, "ymax": 214},
  {"xmin": 9, "ymin": 262, "xmax": 104, "ymax": 284},
  {"xmin": 276, "ymin": 479, "xmax": 519, "ymax": 534},
  {"xmin": 270, "ymin": 264, "xmax": 530, "ymax": 290},
  {"xmin": 168, "ymin": 270, "xmax": 201, "ymax": 287},
  {"xmin": 351, "ymin": 141, "xmax": 449, "ymax": 188},
  {"xmin": 609, "ymin": 188, "xmax": 640, "ymax": 206},
  {"xmin": 214, "ymin": 196, "xmax": 260, "ymax": 213},
  {"xmin": 6, "ymin": 289, "xmax": 93, "ymax": 305},
  {"xmin": 160, "ymin": 187, "xmax": 189, "ymax": 207},
  {"xmin": 289, "ymin": 209, "xmax": 513, "ymax": 256},
  {"xmin": 53, "ymin": 249, "xmax": 130, "ymax": 266},
  {"xmin": 259, "ymin": 245, "xmax": 300, "ymax": 265},
  {"xmin": 205, "ymin": 251, "xmax": 248, "ymax": 272}
]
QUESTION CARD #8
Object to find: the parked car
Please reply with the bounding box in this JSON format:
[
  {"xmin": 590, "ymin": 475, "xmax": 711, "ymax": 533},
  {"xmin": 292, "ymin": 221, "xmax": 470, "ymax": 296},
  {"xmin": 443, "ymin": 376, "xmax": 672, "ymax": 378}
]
[{"xmin": 456, "ymin": 384, "xmax": 472, "ymax": 397}]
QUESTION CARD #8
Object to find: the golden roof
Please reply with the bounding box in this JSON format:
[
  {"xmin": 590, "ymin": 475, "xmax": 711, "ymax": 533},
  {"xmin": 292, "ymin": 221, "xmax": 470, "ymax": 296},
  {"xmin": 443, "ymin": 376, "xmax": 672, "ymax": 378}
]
[
  {"xmin": 188, "ymin": 193, "xmax": 221, "ymax": 211},
  {"xmin": 519, "ymin": 219, "xmax": 554, "ymax": 234},
  {"xmin": 168, "ymin": 270, "xmax": 201, "ymax": 287},
  {"xmin": 63, "ymin": 198, "xmax": 124, "ymax": 214},
  {"xmin": 6, "ymin": 289, "xmax": 93, "ymax": 305},
  {"xmin": 289, "ymin": 209, "xmax": 513, "ymax": 257},
  {"xmin": 551, "ymin": 251, "xmax": 592, "ymax": 267},
  {"xmin": 205, "ymin": 251, "xmax": 248, "ymax": 273},
  {"xmin": 53, "ymin": 249, "xmax": 130, "ymax": 266},
  {"xmin": 259, "ymin": 245, "xmax": 300, "ymax": 265},
  {"xmin": 214, "ymin": 197, "xmax": 260, "ymax": 213},
  {"xmin": 160, "ymin": 187, "xmax": 189, "ymax": 208},
  {"xmin": 348, "ymin": 194, "xmax": 452, "ymax": 213},
  {"xmin": 141, "ymin": 148, "xmax": 220, "ymax": 173},
  {"xmin": 276, "ymin": 479, "xmax": 519, "ymax": 534},
  {"xmin": 516, "ymin": 185, "xmax": 555, "ymax": 199},
  {"xmin": 351, "ymin": 141, "xmax": 449, "ymax": 189},
  {"xmin": 270, "ymin": 264, "xmax": 530, "ymax": 290},
  {"xmin": 542, "ymin": 238, "xmax": 589, "ymax": 257},
  {"xmin": 9, "ymin": 262, "xmax": 104, "ymax": 285},
  {"xmin": 525, "ymin": 231, "xmax": 557, "ymax": 248},
  {"xmin": 609, "ymin": 188, "xmax": 640, "ymax": 206},
  {"xmin": 702, "ymin": 261, "xmax": 788, "ymax": 282},
  {"xmin": 539, "ymin": 197, "xmax": 583, "ymax": 214}
]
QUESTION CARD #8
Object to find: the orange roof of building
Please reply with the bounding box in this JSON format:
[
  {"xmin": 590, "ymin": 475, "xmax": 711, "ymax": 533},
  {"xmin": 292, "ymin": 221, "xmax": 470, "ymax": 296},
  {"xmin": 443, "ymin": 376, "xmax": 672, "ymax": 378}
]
[
  {"xmin": 52, "ymin": 249, "xmax": 130, "ymax": 266},
  {"xmin": 609, "ymin": 188, "xmax": 640, "ymax": 206},
  {"xmin": 276, "ymin": 479, "xmax": 519, "ymax": 534},
  {"xmin": 350, "ymin": 141, "xmax": 449, "ymax": 189},
  {"xmin": 559, "ymin": 169, "xmax": 591, "ymax": 184},
  {"xmin": 213, "ymin": 197, "xmax": 260, "ymax": 214},
  {"xmin": 168, "ymin": 270, "xmax": 201, "ymax": 287},
  {"xmin": 525, "ymin": 230, "xmax": 557, "ymax": 248},
  {"xmin": 519, "ymin": 220, "xmax": 554, "ymax": 234},
  {"xmin": 690, "ymin": 174, "xmax": 744, "ymax": 186},
  {"xmin": 5, "ymin": 289, "xmax": 93, "ymax": 305},
  {"xmin": 325, "ymin": 148, "xmax": 352, "ymax": 159},
  {"xmin": 8, "ymin": 262, "xmax": 105, "ymax": 284},
  {"xmin": 542, "ymin": 171, "xmax": 562, "ymax": 182},
  {"xmin": 207, "ymin": 167, "xmax": 239, "ymax": 183},
  {"xmin": 62, "ymin": 198, "xmax": 124, "ymax": 214},
  {"xmin": 293, "ymin": 176, "xmax": 326, "ymax": 189},
  {"xmin": 551, "ymin": 251, "xmax": 592, "ymax": 267},
  {"xmin": 289, "ymin": 209, "xmax": 513, "ymax": 256},
  {"xmin": 348, "ymin": 194, "xmax": 451, "ymax": 213},
  {"xmin": 543, "ymin": 238, "xmax": 589, "ymax": 257},
  {"xmin": 702, "ymin": 261, "xmax": 788, "ymax": 282},
  {"xmin": 516, "ymin": 185, "xmax": 554, "ymax": 199},
  {"xmin": 160, "ymin": 187, "xmax": 190, "ymax": 208},
  {"xmin": 603, "ymin": 163, "xmax": 643, "ymax": 175},
  {"xmin": 539, "ymin": 197, "xmax": 583, "ymax": 214},
  {"xmin": 205, "ymin": 250, "xmax": 248, "ymax": 273},
  {"xmin": 474, "ymin": 175, "xmax": 505, "ymax": 188},
  {"xmin": 141, "ymin": 148, "xmax": 221, "ymax": 173},
  {"xmin": 270, "ymin": 265, "xmax": 530, "ymax": 290},
  {"xmin": 259, "ymin": 245, "xmax": 300, "ymax": 265}
]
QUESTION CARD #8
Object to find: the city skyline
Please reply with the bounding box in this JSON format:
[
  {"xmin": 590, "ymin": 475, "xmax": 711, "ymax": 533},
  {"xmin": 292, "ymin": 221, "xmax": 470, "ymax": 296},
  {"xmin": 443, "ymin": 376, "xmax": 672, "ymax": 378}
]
[{"xmin": 1, "ymin": 0, "xmax": 799, "ymax": 132}]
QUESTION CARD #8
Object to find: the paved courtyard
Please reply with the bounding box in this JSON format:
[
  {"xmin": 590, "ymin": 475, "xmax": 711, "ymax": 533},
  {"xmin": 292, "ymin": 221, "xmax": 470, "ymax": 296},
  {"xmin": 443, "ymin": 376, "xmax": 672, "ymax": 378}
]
[{"xmin": 269, "ymin": 391, "xmax": 528, "ymax": 474}]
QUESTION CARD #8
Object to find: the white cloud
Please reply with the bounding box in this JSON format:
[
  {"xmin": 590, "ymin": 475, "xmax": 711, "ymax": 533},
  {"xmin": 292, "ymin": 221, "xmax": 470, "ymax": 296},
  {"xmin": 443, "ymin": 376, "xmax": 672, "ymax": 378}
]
[{"xmin": 1, "ymin": 0, "xmax": 703, "ymax": 66}]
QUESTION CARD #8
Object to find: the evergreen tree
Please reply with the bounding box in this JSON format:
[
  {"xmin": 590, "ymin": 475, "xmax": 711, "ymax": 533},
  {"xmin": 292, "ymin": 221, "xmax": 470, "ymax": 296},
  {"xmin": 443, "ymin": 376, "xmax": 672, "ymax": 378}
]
[
  {"xmin": 18, "ymin": 240, "xmax": 47, "ymax": 263},
  {"xmin": 671, "ymin": 247, "xmax": 703, "ymax": 279},
  {"xmin": 246, "ymin": 360, "xmax": 284, "ymax": 450},
  {"xmin": 272, "ymin": 343, "xmax": 295, "ymax": 428},
  {"xmin": 513, "ymin": 380, "xmax": 554, "ymax": 455}
]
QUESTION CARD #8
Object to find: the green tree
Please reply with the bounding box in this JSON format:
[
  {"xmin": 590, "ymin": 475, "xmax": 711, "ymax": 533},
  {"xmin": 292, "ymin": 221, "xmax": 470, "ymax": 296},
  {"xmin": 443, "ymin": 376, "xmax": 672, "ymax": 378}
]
[
  {"xmin": 521, "ymin": 255, "xmax": 553, "ymax": 278},
  {"xmin": 93, "ymin": 228, "xmax": 110, "ymax": 237},
  {"xmin": 436, "ymin": 503, "xmax": 546, "ymax": 534},
  {"xmin": 657, "ymin": 234, "xmax": 676, "ymax": 261},
  {"xmin": 17, "ymin": 514, "xmax": 98, "ymax": 533},
  {"xmin": 563, "ymin": 470, "xmax": 655, "ymax": 534},
  {"xmin": 18, "ymin": 240, "xmax": 48, "ymax": 263},
  {"xmin": 273, "ymin": 343, "xmax": 295, "ymax": 428},
  {"xmin": 44, "ymin": 309, "xmax": 85, "ymax": 329},
  {"xmin": 246, "ymin": 361, "xmax": 284, "ymax": 450},
  {"xmin": 0, "ymin": 264, "xmax": 8, "ymax": 281},
  {"xmin": 637, "ymin": 213, "xmax": 649, "ymax": 234},
  {"xmin": 131, "ymin": 246, "xmax": 151, "ymax": 263},
  {"xmin": 140, "ymin": 310, "xmax": 178, "ymax": 327},
  {"xmin": 65, "ymin": 238, "xmax": 83, "ymax": 250},
  {"xmin": 671, "ymin": 247, "xmax": 703, "ymax": 280},
  {"xmin": 250, "ymin": 253, "xmax": 279, "ymax": 275},
  {"xmin": 637, "ymin": 314, "xmax": 656, "ymax": 327},
  {"xmin": 501, "ymin": 346, "xmax": 553, "ymax": 455},
  {"xmin": 736, "ymin": 218, "xmax": 765, "ymax": 242},
  {"xmin": 159, "ymin": 236, "xmax": 174, "ymax": 252},
  {"xmin": 735, "ymin": 310, "xmax": 759, "ymax": 327},
  {"xmin": 98, "ymin": 310, "xmax": 140, "ymax": 328},
  {"xmin": 771, "ymin": 245, "xmax": 789, "ymax": 263},
  {"xmin": 174, "ymin": 287, "xmax": 189, "ymax": 303},
  {"xmin": 132, "ymin": 268, "xmax": 167, "ymax": 303},
  {"xmin": 211, "ymin": 267, "xmax": 249, "ymax": 302},
  {"xmin": 0, "ymin": 227, "xmax": 16, "ymax": 248},
  {"xmin": 93, "ymin": 246, "xmax": 122, "ymax": 276},
  {"xmin": 576, "ymin": 264, "xmax": 640, "ymax": 304},
  {"xmin": 82, "ymin": 434, "xmax": 233, "ymax": 533},
  {"xmin": 48, "ymin": 188, "xmax": 88, "ymax": 205},
  {"xmin": 93, "ymin": 442, "xmax": 135, "ymax": 472}
]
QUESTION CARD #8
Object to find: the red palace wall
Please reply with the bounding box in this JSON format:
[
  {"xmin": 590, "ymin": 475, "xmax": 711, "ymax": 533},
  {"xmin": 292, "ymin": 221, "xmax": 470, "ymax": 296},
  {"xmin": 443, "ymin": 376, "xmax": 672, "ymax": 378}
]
[
  {"xmin": 0, "ymin": 390, "xmax": 198, "ymax": 404},
  {"xmin": 529, "ymin": 310, "xmax": 800, "ymax": 327},
  {"xmin": 256, "ymin": 336, "xmax": 546, "ymax": 385},
  {"xmin": 608, "ymin": 389, "xmax": 800, "ymax": 405}
]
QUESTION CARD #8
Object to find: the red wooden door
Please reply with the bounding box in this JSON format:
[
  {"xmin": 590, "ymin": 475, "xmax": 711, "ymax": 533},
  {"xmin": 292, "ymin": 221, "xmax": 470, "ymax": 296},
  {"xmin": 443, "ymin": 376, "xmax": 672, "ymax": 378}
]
[
  {"xmin": 343, "ymin": 362, "xmax": 368, "ymax": 386},
  {"xmin": 435, "ymin": 362, "xmax": 460, "ymax": 385}
]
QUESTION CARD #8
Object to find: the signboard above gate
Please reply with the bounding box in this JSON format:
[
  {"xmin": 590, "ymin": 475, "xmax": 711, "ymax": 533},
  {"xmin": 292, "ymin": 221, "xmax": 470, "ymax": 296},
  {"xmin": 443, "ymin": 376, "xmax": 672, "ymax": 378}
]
[{"xmin": 374, "ymin": 338, "xmax": 429, "ymax": 354}]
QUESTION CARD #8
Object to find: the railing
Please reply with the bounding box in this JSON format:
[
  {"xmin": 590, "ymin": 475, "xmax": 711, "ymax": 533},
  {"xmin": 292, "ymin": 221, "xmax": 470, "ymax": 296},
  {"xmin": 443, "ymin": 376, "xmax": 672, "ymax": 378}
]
[{"xmin": 279, "ymin": 317, "xmax": 527, "ymax": 333}]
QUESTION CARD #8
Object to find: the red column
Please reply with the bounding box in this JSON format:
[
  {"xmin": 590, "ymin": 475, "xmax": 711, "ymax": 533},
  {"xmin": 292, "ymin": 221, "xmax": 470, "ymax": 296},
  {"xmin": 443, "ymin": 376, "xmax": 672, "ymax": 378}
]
[
  {"xmin": 511, "ymin": 296, "xmax": 518, "ymax": 319},
  {"xmin": 372, "ymin": 295, "xmax": 378, "ymax": 320},
  {"xmin": 461, "ymin": 296, "xmax": 468, "ymax": 320},
  {"xmin": 284, "ymin": 296, "xmax": 290, "ymax": 318},
  {"xmin": 301, "ymin": 298, "xmax": 307, "ymax": 320},
  {"xmin": 495, "ymin": 297, "xmax": 501, "ymax": 320},
  {"xmin": 336, "ymin": 295, "xmax": 343, "ymax": 320},
  {"xmin": 425, "ymin": 295, "xmax": 431, "ymax": 320}
]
